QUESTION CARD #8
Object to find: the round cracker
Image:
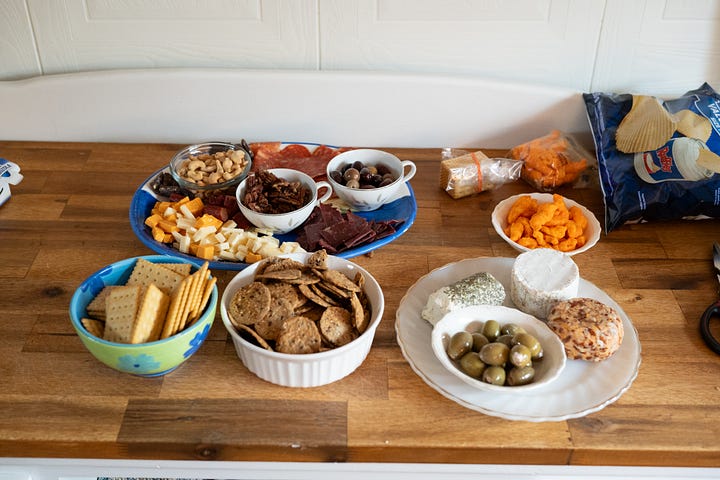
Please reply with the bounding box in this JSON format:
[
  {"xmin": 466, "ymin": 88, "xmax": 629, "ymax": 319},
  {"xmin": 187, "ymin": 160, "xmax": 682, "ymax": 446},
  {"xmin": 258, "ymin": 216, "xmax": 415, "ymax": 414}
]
[
  {"xmin": 228, "ymin": 281, "xmax": 271, "ymax": 327},
  {"xmin": 275, "ymin": 316, "xmax": 322, "ymax": 354},
  {"xmin": 254, "ymin": 296, "xmax": 295, "ymax": 340},
  {"xmin": 319, "ymin": 306, "xmax": 357, "ymax": 347}
]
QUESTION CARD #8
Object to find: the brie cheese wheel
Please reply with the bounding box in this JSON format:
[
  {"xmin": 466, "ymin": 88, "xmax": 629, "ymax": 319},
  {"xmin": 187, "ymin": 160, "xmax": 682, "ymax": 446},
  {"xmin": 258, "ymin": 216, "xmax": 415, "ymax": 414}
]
[
  {"xmin": 510, "ymin": 248, "xmax": 579, "ymax": 319},
  {"xmin": 421, "ymin": 272, "xmax": 505, "ymax": 326}
]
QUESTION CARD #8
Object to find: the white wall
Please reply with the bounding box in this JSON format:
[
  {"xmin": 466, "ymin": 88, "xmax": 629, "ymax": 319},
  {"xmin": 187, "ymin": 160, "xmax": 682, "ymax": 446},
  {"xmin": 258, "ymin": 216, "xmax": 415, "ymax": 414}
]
[{"xmin": 2, "ymin": 0, "xmax": 720, "ymax": 96}]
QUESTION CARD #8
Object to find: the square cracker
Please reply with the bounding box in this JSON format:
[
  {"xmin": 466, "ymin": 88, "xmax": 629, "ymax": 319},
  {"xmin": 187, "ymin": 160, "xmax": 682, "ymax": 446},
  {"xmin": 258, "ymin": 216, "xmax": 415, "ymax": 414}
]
[
  {"xmin": 126, "ymin": 258, "xmax": 184, "ymax": 295},
  {"xmin": 86, "ymin": 285, "xmax": 118, "ymax": 320},
  {"xmin": 130, "ymin": 283, "xmax": 170, "ymax": 344},
  {"xmin": 104, "ymin": 285, "xmax": 142, "ymax": 343},
  {"xmin": 156, "ymin": 262, "xmax": 192, "ymax": 276},
  {"xmin": 81, "ymin": 318, "xmax": 105, "ymax": 338}
]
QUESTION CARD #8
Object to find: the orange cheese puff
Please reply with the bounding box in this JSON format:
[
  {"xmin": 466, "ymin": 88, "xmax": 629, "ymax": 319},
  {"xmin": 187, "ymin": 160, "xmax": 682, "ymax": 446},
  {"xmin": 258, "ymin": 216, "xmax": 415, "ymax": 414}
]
[
  {"xmin": 529, "ymin": 202, "xmax": 558, "ymax": 231},
  {"xmin": 569, "ymin": 206, "xmax": 588, "ymax": 230},
  {"xmin": 507, "ymin": 195, "xmax": 538, "ymax": 224}
]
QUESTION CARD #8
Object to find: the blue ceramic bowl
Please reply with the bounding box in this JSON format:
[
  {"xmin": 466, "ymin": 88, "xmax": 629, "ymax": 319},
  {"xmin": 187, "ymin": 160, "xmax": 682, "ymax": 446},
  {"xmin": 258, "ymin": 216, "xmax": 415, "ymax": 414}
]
[{"xmin": 69, "ymin": 255, "xmax": 217, "ymax": 377}]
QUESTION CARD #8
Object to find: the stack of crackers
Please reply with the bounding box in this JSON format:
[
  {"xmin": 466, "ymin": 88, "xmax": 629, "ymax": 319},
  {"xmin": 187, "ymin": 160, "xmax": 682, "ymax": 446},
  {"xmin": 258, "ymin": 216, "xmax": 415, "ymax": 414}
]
[
  {"xmin": 82, "ymin": 259, "xmax": 216, "ymax": 344},
  {"xmin": 227, "ymin": 250, "xmax": 371, "ymax": 354}
]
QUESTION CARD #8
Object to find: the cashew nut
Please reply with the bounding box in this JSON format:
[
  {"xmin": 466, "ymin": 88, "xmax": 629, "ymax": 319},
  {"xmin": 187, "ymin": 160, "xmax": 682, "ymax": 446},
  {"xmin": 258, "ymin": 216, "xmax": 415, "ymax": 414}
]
[{"xmin": 177, "ymin": 147, "xmax": 249, "ymax": 186}]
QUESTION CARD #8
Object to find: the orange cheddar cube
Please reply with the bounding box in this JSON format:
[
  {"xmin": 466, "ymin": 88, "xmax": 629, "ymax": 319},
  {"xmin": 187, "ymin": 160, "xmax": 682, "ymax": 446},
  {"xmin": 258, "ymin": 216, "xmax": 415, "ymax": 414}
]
[
  {"xmin": 144, "ymin": 213, "xmax": 163, "ymax": 228},
  {"xmin": 183, "ymin": 197, "xmax": 205, "ymax": 217},
  {"xmin": 245, "ymin": 251, "xmax": 263, "ymax": 263},
  {"xmin": 195, "ymin": 244, "xmax": 215, "ymax": 260},
  {"xmin": 157, "ymin": 219, "xmax": 179, "ymax": 234},
  {"xmin": 195, "ymin": 214, "xmax": 223, "ymax": 230}
]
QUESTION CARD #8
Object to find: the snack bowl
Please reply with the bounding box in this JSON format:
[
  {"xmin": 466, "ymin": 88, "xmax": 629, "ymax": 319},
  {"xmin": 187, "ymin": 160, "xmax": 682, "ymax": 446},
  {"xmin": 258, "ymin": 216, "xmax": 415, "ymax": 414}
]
[
  {"xmin": 431, "ymin": 305, "xmax": 567, "ymax": 393},
  {"xmin": 326, "ymin": 149, "xmax": 417, "ymax": 212},
  {"xmin": 170, "ymin": 141, "xmax": 252, "ymax": 193},
  {"xmin": 220, "ymin": 252, "xmax": 384, "ymax": 387},
  {"xmin": 69, "ymin": 255, "xmax": 218, "ymax": 377},
  {"xmin": 491, "ymin": 192, "xmax": 601, "ymax": 256},
  {"xmin": 236, "ymin": 168, "xmax": 332, "ymax": 234}
]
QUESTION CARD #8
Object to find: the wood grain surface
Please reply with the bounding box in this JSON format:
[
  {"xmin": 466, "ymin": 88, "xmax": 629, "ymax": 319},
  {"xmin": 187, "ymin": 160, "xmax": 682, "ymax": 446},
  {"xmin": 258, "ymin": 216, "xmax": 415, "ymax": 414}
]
[{"xmin": 1, "ymin": 141, "xmax": 719, "ymax": 466}]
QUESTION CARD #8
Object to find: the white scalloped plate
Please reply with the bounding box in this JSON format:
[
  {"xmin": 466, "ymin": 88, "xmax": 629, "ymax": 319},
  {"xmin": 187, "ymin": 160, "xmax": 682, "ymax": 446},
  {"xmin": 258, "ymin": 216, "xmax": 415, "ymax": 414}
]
[{"xmin": 395, "ymin": 257, "xmax": 641, "ymax": 422}]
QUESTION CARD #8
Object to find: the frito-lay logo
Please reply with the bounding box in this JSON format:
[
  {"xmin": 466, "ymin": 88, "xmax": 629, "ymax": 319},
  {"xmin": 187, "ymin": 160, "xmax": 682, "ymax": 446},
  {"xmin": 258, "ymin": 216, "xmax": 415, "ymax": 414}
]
[{"xmin": 656, "ymin": 145, "xmax": 674, "ymax": 172}]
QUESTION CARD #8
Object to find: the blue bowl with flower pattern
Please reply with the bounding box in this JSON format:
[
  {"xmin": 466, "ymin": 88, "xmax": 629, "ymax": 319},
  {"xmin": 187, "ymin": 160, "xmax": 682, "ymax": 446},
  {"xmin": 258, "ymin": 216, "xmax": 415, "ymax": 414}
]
[{"xmin": 69, "ymin": 255, "xmax": 217, "ymax": 377}]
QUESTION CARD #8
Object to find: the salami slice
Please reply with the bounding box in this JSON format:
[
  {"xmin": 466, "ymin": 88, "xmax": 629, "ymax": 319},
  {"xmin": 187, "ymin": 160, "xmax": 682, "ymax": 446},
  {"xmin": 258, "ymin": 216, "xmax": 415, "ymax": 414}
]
[{"xmin": 249, "ymin": 142, "xmax": 350, "ymax": 180}]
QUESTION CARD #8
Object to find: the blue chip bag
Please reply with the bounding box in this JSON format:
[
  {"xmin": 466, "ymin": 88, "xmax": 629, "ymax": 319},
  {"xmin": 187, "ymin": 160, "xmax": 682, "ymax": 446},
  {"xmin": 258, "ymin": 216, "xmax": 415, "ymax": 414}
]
[{"xmin": 583, "ymin": 83, "xmax": 720, "ymax": 233}]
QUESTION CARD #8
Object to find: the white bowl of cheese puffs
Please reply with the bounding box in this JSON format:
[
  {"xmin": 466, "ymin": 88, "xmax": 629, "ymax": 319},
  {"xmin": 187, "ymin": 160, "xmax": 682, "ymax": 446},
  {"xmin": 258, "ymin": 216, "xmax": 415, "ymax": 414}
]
[{"xmin": 492, "ymin": 193, "xmax": 601, "ymax": 256}]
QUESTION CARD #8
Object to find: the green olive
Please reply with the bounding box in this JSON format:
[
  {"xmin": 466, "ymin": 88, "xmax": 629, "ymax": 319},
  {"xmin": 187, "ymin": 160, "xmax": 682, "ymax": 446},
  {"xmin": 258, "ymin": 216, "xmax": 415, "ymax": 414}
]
[
  {"xmin": 471, "ymin": 332, "xmax": 490, "ymax": 352},
  {"xmin": 495, "ymin": 334, "xmax": 514, "ymax": 347},
  {"xmin": 507, "ymin": 366, "xmax": 535, "ymax": 386},
  {"xmin": 482, "ymin": 365, "xmax": 506, "ymax": 386},
  {"xmin": 500, "ymin": 323, "xmax": 526, "ymax": 336},
  {"xmin": 447, "ymin": 331, "xmax": 473, "ymax": 360},
  {"xmin": 481, "ymin": 319, "xmax": 501, "ymax": 341},
  {"xmin": 509, "ymin": 344, "xmax": 532, "ymax": 368},
  {"xmin": 478, "ymin": 342, "xmax": 509, "ymax": 366},
  {"xmin": 512, "ymin": 332, "xmax": 543, "ymax": 360},
  {"xmin": 459, "ymin": 352, "xmax": 486, "ymax": 379}
]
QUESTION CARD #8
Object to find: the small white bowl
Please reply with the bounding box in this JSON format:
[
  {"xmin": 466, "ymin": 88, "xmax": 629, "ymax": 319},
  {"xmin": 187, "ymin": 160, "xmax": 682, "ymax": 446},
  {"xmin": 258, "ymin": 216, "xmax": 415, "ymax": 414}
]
[
  {"xmin": 491, "ymin": 192, "xmax": 601, "ymax": 256},
  {"xmin": 220, "ymin": 252, "xmax": 384, "ymax": 387},
  {"xmin": 326, "ymin": 149, "xmax": 417, "ymax": 212},
  {"xmin": 236, "ymin": 168, "xmax": 332, "ymax": 234},
  {"xmin": 431, "ymin": 305, "xmax": 566, "ymax": 393}
]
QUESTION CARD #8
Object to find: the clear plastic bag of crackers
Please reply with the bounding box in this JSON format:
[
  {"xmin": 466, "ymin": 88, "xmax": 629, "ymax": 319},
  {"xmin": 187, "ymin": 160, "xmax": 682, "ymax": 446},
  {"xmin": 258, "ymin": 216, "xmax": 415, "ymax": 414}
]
[
  {"xmin": 440, "ymin": 148, "xmax": 522, "ymax": 199},
  {"xmin": 507, "ymin": 130, "xmax": 596, "ymax": 192}
]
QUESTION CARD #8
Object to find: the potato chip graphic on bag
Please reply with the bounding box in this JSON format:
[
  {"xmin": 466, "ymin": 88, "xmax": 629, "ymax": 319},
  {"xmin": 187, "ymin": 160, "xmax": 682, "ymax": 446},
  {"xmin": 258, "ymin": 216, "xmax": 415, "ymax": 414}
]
[
  {"xmin": 615, "ymin": 95, "xmax": 677, "ymax": 153},
  {"xmin": 675, "ymin": 109, "xmax": 713, "ymax": 142}
]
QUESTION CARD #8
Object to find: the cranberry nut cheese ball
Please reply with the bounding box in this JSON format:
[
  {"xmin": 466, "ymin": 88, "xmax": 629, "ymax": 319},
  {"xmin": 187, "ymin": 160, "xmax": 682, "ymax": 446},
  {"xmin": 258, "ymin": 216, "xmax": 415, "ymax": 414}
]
[
  {"xmin": 546, "ymin": 298, "xmax": 624, "ymax": 361},
  {"xmin": 509, "ymin": 248, "xmax": 579, "ymax": 320}
]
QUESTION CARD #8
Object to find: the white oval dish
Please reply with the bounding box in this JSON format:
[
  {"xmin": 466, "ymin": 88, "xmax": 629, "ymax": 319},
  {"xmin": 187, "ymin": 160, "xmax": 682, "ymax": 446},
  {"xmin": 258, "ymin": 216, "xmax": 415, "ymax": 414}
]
[
  {"xmin": 431, "ymin": 305, "xmax": 566, "ymax": 393},
  {"xmin": 491, "ymin": 192, "xmax": 601, "ymax": 256}
]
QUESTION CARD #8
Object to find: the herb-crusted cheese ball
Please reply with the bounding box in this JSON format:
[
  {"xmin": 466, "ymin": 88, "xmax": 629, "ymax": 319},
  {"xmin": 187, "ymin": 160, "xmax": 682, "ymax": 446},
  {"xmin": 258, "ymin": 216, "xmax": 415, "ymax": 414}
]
[
  {"xmin": 510, "ymin": 248, "xmax": 579, "ymax": 320},
  {"xmin": 421, "ymin": 272, "xmax": 505, "ymax": 326}
]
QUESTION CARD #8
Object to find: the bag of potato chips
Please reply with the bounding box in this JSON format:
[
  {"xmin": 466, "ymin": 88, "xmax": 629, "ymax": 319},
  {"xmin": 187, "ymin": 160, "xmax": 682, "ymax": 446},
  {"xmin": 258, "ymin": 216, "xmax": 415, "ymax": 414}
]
[{"xmin": 584, "ymin": 83, "xmax": 720, "ymax": 233}]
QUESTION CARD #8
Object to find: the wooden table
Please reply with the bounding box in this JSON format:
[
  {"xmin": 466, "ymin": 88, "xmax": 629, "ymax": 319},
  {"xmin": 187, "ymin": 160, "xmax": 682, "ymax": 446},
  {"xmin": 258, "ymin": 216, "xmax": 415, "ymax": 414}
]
[{"xmin": 2, "ymin": 141, "xmax": 720, "ymax": 471}]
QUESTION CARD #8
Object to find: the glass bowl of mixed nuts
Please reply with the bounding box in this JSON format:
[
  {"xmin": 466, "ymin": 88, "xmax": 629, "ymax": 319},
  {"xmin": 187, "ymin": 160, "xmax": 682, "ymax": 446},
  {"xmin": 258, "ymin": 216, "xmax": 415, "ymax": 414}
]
[{"xmin": 170, "ymin": 141, "xmax": 252, "ymax": 194}]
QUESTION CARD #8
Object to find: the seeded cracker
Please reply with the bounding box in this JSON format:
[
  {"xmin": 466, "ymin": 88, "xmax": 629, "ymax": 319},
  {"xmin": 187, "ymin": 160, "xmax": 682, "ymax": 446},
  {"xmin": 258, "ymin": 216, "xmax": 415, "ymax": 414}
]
[
  {"xmin": 276, "ymin": 316, "xmax": 322, "ymax": 354},
  {"xmin": 319, "ymin": 306, "xmax": 357, "ymax": 347},
  {"xmin": 349, "ymin": 291, "xmax": 368, "ymax": 333},
  {"xmin": 228, "ymin": 281, "xmax": 271, "ymax": 326},
  {"xmin": 298, "ymin": 283, "xmax": 334, "ymax": 308},
  {"xmin": 255, "ymin": 296, "xmax": 295, "ymax": 340},
  {"xmin": 321, "ymin": 269, "xmax": 361, "ymax": 292},
  {"xmin": 307, "ymin": 249, "xmax": 328, "ymax": 270},
  {"xmin": 266, "ymin": 281, "xmax": 305, "ymax": 309}
]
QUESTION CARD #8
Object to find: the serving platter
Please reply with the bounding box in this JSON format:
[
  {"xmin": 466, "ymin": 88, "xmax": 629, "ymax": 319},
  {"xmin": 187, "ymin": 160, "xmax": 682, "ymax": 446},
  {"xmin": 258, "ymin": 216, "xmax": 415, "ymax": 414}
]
[
  {"xmin": 395, "ymin": 256, "xmax": 641, "ymax": 422},
  {"xmin": 129, "ymin": 143, "xmax": 417, "ymax": 271}
]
